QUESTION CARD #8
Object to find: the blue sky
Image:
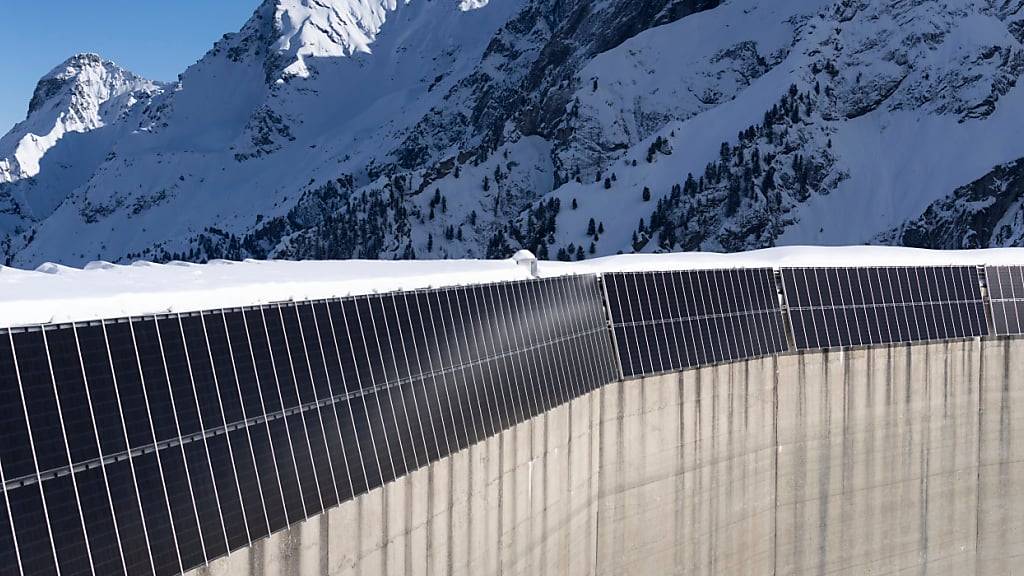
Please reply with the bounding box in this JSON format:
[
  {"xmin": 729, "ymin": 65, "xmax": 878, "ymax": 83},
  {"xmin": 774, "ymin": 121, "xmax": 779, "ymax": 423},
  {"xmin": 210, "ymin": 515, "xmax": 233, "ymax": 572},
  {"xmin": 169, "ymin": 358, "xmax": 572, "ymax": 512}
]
[{"xmin": 1, "ymin": 0, "xmax": 259, "ymax": 134}]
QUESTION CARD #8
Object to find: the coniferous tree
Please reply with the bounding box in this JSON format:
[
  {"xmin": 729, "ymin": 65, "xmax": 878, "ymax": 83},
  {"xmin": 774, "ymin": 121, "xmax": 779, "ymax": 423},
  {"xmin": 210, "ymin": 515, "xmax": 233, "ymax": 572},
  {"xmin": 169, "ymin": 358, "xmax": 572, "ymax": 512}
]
[
  {"xmin": 587, "ymin": 218, "xmax": 596, "ymax": 236},
  {"xmin": 642, "ymin": 187, "xmax": 651, "ymax": 202}
]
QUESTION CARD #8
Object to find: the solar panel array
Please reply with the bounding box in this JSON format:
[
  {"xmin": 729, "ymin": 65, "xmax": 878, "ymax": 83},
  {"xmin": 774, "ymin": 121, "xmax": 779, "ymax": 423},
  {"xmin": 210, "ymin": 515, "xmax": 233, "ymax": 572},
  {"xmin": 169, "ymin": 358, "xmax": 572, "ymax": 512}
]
[
  {"xmin": 986, "ymin": 266, "xmax": 1024, "ymax": 335},
  {"xmin": 603, "ymin": 269, "xmax": 788, "ymax": 378},
  {"xmin": 0, "ymin": 263, "xmax": 1011, "ymax": 575},
  {"xmin": 0, "ymin": 275, "xmax": 617, "ymax": 576},
  {"xmin": 782, "ymin": 267, "xmax": 988, "ymax": 351}
]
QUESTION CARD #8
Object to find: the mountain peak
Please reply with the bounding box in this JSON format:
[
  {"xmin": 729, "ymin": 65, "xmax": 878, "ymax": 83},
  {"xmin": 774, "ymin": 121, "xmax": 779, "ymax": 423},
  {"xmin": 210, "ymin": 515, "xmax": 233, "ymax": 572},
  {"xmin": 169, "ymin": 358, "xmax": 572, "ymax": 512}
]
[
  {"xmin": 28, "ymin": 53, "xmax": 151, "ymax": 115},
  {"xmin": 48, "ymin": 52, "xmax": 105, "ymax": 73},
  {"xmin": 267, "ymin": 0, "xmax": 405, "ymax": 77},
  {"xmin": 2, "ymin": 53, "xmax": 163, "ymax": 183}
]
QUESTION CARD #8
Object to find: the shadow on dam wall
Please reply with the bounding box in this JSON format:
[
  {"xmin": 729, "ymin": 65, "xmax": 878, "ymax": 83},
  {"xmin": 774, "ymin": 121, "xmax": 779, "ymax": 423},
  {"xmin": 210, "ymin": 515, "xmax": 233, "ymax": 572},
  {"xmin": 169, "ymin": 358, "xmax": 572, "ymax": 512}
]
[{"xmin": 190, "ymin": 337, "xmax": 1024, "ymax": 576}]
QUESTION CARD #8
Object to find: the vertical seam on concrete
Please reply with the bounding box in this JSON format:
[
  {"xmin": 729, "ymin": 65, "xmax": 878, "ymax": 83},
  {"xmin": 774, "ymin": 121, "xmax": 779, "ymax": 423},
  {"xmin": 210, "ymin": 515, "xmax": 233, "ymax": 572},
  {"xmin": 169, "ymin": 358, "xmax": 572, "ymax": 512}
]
[
  {"xmin": 974, "ymin": 338, "xmax": 984, "ymax": 573},
  {"xmin": 593, "ymin": 384, "xmax": 603, "ymax": 576},
  {"xmin": 467, "ymin": 446, "xmax": 474, "ymax": 575},
  {"xmin": 771, "ymin": 354, "xmax": 780, "ymax": 576},
  {"xmin": 381, "ymin": 485, "xmax": 389, "ymax": 576},
  {"xmin": 405, "ymin": 474, "xmax": 414, "ymax": 576},
  {"xmin": 497, "ymin": 431, "xmax": 505, "ymax": 576},
  {"xmin": 542, "ymin": 412, "xmax": 549, "ymax": 575},
  {"xmin": 565, "ymin": 400, "xmax": 573, "ymax": 576},
  {"xmin": 447, "ymin": 451, "xmax": 454, "ymax": 576},
  {"xmin": 426, "ymin": 462, "xmax": 434, "ymax": 576},
  {"xmin": 320, "ymin": 508, "xmax": 329, "ymax": 575},
  {"xmin": 999, "ymin": 338, "xmax": 1011, "ymax": 563},
  {"xmin": 674, "ymin": 370, "xmax": 686, "ymax": 576},
  {"xmin": 918, "ymin": 345, "xmax": 931, "ymax": 574}
]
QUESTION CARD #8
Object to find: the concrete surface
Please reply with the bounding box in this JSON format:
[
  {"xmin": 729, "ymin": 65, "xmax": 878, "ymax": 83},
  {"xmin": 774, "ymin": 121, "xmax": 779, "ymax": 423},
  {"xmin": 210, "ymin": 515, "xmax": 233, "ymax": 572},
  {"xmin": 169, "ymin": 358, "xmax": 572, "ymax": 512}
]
[{"xmin": 188, "ymin": 337, "xmax": 1024, "ymax": 576}]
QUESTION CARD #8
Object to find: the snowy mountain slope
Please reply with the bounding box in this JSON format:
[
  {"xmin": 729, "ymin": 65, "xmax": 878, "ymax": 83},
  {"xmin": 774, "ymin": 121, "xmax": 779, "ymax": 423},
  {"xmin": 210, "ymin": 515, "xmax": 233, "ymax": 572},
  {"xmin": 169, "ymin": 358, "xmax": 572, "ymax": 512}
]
[
  {"xmin": 878, "ymin": 157, "xmax": 1024, "ymax": 249},
  {"xmin": 7, "ymin": 0, "xmax": 526, "ymax": 265},
  {"xmin": 0, "ymin": 54, "xmax": 163, "ymax": 185},
  {"xmin": 4, "ymin": 0, "xmax": 1024, "ymax": 267},
  {"xmin": 526, "ymin": 0, "xmax": 1024, "ymax": 257}
]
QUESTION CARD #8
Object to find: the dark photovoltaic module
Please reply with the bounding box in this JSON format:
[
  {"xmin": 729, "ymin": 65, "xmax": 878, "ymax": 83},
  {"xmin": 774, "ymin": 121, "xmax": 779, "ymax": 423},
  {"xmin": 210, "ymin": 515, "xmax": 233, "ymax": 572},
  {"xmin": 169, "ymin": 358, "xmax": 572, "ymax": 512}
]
[
  {"xmin": 0, "ymin": 261, "xmax": 1009, "ymax": 576},
  {"xmin": 986, "ymin": 266, "xmax": 1024, "ymax": 335},
  {"xmin": 602, "ymin": 269, "xmax": 788, "ymax": 378},
  {"xmin": 782, "ymin": 267, "xmax": 987, "ymax": 351},
  {"xmin": 0, "ymin": 275, "xmax": 617, "ymax": 576}
]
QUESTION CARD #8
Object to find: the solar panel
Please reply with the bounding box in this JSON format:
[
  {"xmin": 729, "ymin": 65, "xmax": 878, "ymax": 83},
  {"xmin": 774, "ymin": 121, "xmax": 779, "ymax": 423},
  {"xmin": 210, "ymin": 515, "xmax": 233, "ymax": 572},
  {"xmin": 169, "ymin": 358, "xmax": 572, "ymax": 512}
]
[
  {"xmin": 0, "ymin": 274, "xmax": 618, "ymax": 575},
  {"xmin": 43, "ymin": 474, "xmax": 92, "ymax": 575},
  {"xmin": 132, "ymin": 449, "xmax": 182, "ymax": 575},
  {"xmin": 603, "ymin": 269, "xmax": 788, "ymax": 379},
  {"xmin": 7, "ymin": 482, "xmax": 60, "ymax": 576},
  {"xmin": 197, "ymin": 311, "xmax": 270, "ymax": 541},
  {"xmin": 782, "ymin": 267, "xmax": 987, "ymax": 350},
  {"xmin": 986, "ymin": 266, "xmax": 1024, "ymax": 335},
  {"xmin": 73, "ymin": 465, "xmax": 125, "ymax": 574},
  {"xmin": 0, "ymin": 490, "xmax": 18, "ymax": 575}
]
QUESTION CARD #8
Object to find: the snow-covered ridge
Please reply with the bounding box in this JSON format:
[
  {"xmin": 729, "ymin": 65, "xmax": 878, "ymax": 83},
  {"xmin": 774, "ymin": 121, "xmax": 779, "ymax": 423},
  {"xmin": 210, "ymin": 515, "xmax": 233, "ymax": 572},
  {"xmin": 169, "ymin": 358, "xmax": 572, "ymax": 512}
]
[
  {"xmin": 268, "ymin": 0, "xmax": 487, "ymax": 78},
  {"xmin": 3, "ymin": 246, "xmax": 1024, "ymax": 330},
  {"xmin": 0, "ymin": 54, "xmax": 163, "ymax": 183},
  {"xmin": 271, "ymin": 0, "xmax": 403, "ymax": 77},
  {"xmin": 0, "ymin": 256, "xmax": 534, "ymax": 330},
  {"xmin": 4, "ymin": 0, "xmax": 1024, "ymax": 267},
  {"xmin": 544, "ymin": 245, "xmax": 1024, "ymax": 275}
]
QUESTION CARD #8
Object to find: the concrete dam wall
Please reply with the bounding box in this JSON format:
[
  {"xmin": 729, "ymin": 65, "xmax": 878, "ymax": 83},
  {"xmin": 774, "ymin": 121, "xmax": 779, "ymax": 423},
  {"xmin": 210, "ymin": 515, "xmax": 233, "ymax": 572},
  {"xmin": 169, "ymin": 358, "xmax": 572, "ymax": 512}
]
[{"xmin": 190, "ymin": 336, "xmax": 1024, "ymax": 576}]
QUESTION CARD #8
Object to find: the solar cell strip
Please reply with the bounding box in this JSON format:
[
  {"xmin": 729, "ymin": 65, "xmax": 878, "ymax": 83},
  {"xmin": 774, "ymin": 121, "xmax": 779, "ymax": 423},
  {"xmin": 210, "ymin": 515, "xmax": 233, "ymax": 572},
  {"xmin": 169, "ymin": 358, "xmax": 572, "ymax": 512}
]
[
  {"xmin": 300, "ymin": 302, "xmax": 349, "ymax": 505},
  {"xmin": 986, "ymin": 266, "xmax": 1024, "ymax": 336},
  {"xmin": 782, "ymin": 267, "xmax": 987, "ymax": 351},
  {"xmin": 603, "ymin": 269, "xmax": 786, "ymax": 378},
  {"xmin": 0, "ymin": 275, "xmax": 618, "ymax": 576},
  {"xmin": 311, "ymin": 300, "xmax": 359, "ymax": 501},
  {"xmin": 209, "ymin": 309, "xmax": 274, "ymax": 537},
  {"xmin": 5, "ymin": 330, "xmax": 71, "ymax": 576}
]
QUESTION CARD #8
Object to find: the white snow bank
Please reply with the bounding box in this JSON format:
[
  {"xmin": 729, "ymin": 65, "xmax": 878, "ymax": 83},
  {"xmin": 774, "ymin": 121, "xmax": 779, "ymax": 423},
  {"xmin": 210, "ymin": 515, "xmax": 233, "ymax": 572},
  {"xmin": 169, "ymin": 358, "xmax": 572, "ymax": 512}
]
[
  {"xmin": 3, "ymin": 246, "xmax": 1024, "ymax": 329},
  {"xmin": 0, "ymin": 258, "xmax": 533, "ymax": 330},
  {"xmin": 541, "ymin": 246, "xmax": 1024, "ymax": 276}
]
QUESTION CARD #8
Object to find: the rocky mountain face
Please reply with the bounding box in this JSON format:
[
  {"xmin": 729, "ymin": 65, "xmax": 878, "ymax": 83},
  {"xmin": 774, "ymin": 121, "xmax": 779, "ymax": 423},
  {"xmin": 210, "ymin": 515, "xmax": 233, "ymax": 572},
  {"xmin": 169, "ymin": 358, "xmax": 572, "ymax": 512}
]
[
  {"xmin": 0, "ymin": 54, "xmax": 164, "ymax": 249},
  {"xmin": 879, "ymin": 159, "xmax": 1024, "ymax": 249},
  {"xmin": 0, "ymin": 54, "xmax": 164, "ymax": 184},
  {"xmin": 3, "ymin": 0, "xmax": 1024, "ymax": 267}
]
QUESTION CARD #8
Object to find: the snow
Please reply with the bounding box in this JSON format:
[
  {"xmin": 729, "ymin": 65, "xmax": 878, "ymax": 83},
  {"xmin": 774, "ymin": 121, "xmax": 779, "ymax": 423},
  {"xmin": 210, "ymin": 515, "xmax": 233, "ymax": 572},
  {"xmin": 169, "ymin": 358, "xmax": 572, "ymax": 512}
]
[
  {"xmin": 5, "ymin": 0, "xmax": 526, "ymax": 267},
  {"xmin": 545, "ymin": 0, "xmax": 831, "ymax": 253},
  {"xmin": 5, "ymin": 0, "xmax": 1024, "ymax": 266},
  {"xmin": 0, "ymin": 54, "xmax": 163, "ymax": 184},
  {"xmin": 542, "ymin": 0, "xmax": 1024, "ymax": 253},
  {"xmin": 273, "ymin": 0, "xmax": 403, "ymax": 78},
  {"xmin": 541, "ymin": 245, "xmax": 1024, "ymax": 276},
  {"xmin": 3, "ymin": 246, "xmax": 1024, "ymax": 330},
  {"xmin": 0, "ymin": 257, "xmax": 534, "ymax": 330}
]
